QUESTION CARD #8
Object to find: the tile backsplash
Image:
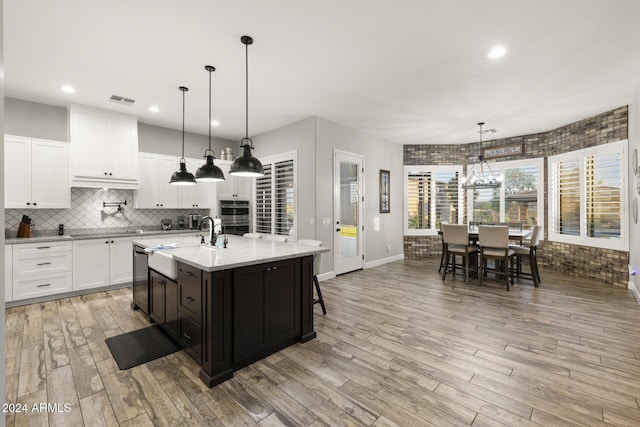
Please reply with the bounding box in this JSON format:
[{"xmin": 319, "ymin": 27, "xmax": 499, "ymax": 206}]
[{"xmin": 5, "ymin": 187, "xmax": 209, "ymax": 237}]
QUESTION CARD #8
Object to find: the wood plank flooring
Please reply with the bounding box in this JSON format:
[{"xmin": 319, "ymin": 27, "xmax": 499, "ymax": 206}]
[{"xmin": 5, "ymin": 258, "xmax": 640, "ymax": 426}]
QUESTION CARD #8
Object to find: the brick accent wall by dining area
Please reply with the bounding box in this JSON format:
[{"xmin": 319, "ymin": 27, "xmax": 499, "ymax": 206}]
[{"xmin": 404, "ymin": 106, "xmax": 630, "ymax": 287}]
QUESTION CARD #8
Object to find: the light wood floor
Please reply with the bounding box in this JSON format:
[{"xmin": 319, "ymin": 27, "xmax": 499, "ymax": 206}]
[{"xmin": 5, "ymin": 258, "xmax": 640, "ymax": 426}]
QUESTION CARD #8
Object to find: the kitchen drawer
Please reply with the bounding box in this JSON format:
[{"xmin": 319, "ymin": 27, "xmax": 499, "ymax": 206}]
[
  {"xmin": 179, "ymin": 314, "xmax": 202, "ymax": 364},
  {"xmin": 13, "ymin": 251, "xmax": 72, "ymax": 277},
  {"xmin": 13, "ymin": 271, "xmax": 72, "ymax": 301},
  {"xmin": 178, "ymin": 279, "xmax": 202, "ymax": 323},
  {"xmin": 13, "ymin": 241, "xmax": 72, "ymax": 256},
  {"xmin": 178, "ymin": 262, "xmax": 202, "ymax": 322}
]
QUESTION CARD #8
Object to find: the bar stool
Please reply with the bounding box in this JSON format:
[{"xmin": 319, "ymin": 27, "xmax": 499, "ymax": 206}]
[{"xmin": 297, "ymin": 239, "xmax": 327, "ymax": 315}]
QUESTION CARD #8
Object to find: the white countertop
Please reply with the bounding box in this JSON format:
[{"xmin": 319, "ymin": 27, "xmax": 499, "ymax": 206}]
[{"xmin": 134, "ymin": 235, "xmax": 329, "ymax": 272}]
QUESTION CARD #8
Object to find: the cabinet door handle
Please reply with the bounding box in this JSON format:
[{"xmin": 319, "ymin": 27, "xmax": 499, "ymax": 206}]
[
  {"xmin": 183, "ymin": 333, "xmax": 192, "ymax": 341},
  {"xmin": 185, "ymin": 296, "xmax": 195, "ymax": 302},
  {"xmin": 33, "ymin": 202, "xmax": 37, "ymax": 206},
  {"xmin": 336, "ymin": 228, "xmax": 341, "ymax": 232},
  {"xmin": 37, "ymin": 262, "xmax": 51, "ymax": 266},
  {"xmin": 183, "ymin": 270, "xmax": 195, "ymax": 277},
  {"xmin": 37, "ymin": 283, "xmax": 51, "ymax": 288},
  {"xmin": 105, "ymin": 241, "xmax": 109, "ymax": 244},
  {"xmin": 26, "ymin": 202, "xmax": 31, "ymax": 206},
  {"xmin": 104, "ymin": 172, "xmax": 108, "ymax": 176},
  {"xmin": 266, "ymin": 267, "xmax": 271, "ymax": 273},
  {"xmin": 111, "ymin": 240, "xmax": 114, "ymax": 244},
  {"xmin": 36, "ymin": 246, "xmax": 51, "ymax": 250},
  {"xmin": 109, "ymin": 172, "xmax": 113, "ymax": 176},
  {"xmin": 159, "ymin": 280, "xmax": 166, "ymax": 285}
]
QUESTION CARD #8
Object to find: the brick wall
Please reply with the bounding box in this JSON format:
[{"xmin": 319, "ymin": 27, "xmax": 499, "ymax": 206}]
[{"xmin": 404, "ymin": 106, "xmax": 630, "ymax": 287}]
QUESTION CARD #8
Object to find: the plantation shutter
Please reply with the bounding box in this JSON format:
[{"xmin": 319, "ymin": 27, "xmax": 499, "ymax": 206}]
[
  {"xmin": 274, "ymin": 159, "xmax": 294, "ymax": 235},
  {"xmin": 584, "ymin": 151, "xmax": 622, "ymax": 240},
  {"xmin": 551, "ymin": 158, "xmax": 580, "ymax": 236},
  {"xmin": 406, "ymin": 171, "xmax": 430, "ymax": 230},
  {"xmin": 255, "ymin": 164, "xmax": 272, "ymax": 234},
  {"xmin": 433, "ymin": 171, "xmax": 459, "ymax": 227}
]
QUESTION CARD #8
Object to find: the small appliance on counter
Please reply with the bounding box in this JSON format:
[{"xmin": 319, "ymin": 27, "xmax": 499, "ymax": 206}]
[
  {"xmin": 188, "ymin": 214, "xmax": 202, "ymax": 229},
  {"xmin": 176, "ymin": 215, "xmax": 186, "ymax": 230},
  {"xmin": 161, "ymin": 219, "xmax": 173, "ymax": 231},
  {"xmin": 17, "ymin": 215, "xmax": 32, "ymax": 238}
]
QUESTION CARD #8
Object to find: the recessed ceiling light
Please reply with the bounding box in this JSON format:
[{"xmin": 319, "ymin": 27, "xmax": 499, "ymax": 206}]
[
  {"xmin": 211, "ymin": 120, "xmax": 220, "ymax": 127},
  {"xmin": 487, "ymin": 46, "xmax": 507, "ymax": 59},
  {"xmin": 149, "ymin": 106, "xmax": 159, "ymax": 113},
  {"xmin": 61, "ymin": 85, "xmax": 75, "ymax": 93}
]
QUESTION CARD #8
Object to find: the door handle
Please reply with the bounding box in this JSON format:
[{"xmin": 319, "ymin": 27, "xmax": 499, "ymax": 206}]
[
  {"xmin": 336, "ymin": 228, "xmax": 341, "ymax": 232},
  {"xmin": 185, "ymin": 296, "xmax": 195, "ymax": 302}
]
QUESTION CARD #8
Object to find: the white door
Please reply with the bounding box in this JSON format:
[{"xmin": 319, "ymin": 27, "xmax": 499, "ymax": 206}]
[{"xmin": 333, "ymin": 150, "xmax": 364, "ymax": 275}]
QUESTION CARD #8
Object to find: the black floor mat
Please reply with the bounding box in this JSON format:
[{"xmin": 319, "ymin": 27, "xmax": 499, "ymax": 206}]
[{"xmin": 105, "ymin": 325, "xmax": 181, "ymax": 370}]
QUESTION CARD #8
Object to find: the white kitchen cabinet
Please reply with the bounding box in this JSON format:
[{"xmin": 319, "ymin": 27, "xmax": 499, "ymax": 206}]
[
  {"xmin": 177, "ymin": 158, "xmax": 216, "ymax": 209},
  {"xmin": 109, "ymin": 237, "xmax": 134, "ymax": 285},
  {"xmin": 4, "ymin": 135, "xmax": 70, "ymax": 209},
  {"xmin": 73, "ymin": 237, "xmax": 134, "ymax": 291},
  {"xmin": 5, "ymin": 245, "xmax": 13, "ymax": 302},
  {"xmin": 216, "ymin": 160, "xmax": 252, "ymax": 201},
  {"xmin": 69, "ymin": 104, "xmax": 139, "ymax": 189},
  {"xmin": 12, "ymin": 241, "xmax": 73, "ymax": 301},
  {"xmin": 135, "ymin": 152, "xmax": 179, "ymax": 208}
]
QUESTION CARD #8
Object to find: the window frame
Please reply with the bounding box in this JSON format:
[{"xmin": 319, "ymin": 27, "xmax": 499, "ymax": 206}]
[
  {"xmin": 252, "ymin": 150, "xmax": 298, "ymax": 240},
  {"xmin": 404, "ymin": 165, "xmax": 464, "ymax": 236},
  {"xmin": 466, "ymin": 157, "xmax": 545, "ymax": 232},
  {"xmin": 548, "ymin": 139, "xmax": 628, "ymax": 251}
]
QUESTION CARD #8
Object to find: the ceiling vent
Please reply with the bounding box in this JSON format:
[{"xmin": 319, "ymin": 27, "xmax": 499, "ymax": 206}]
[{"xmin": 109, "ymin": 95, "xmax": 135, "ymax": 106}]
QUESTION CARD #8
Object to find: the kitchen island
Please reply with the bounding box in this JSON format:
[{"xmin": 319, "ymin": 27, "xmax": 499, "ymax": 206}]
[{"xmin": 132, "ymin": 234, "xmax": 328, "ymax": 387}]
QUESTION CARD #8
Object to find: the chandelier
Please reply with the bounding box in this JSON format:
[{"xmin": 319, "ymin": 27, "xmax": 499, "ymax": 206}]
[{"xmin": 462, "ymin": 122, "xmax": 502, "ymax": 189}]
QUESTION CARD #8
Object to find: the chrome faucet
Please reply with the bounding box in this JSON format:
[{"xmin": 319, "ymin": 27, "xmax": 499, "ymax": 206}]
[{"xmin": 199, "ymin": 216, "xmax": 217, "ymax": 246}]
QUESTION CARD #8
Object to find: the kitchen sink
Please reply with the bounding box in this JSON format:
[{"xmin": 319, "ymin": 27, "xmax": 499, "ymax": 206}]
[{"xmin": 148, "ymin": 250, "xmax": 178, "ymax": 280}]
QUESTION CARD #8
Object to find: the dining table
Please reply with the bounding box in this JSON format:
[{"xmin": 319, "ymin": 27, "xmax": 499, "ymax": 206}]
[{"xmin": 438, "ymin": 226, "xmax": 532, "ymax": 245}]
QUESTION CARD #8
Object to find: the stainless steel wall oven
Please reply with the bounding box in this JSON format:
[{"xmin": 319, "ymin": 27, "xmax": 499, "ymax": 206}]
[{"xmin": 219, "ymin": 200, "xmax": 250, "ymax": 236}]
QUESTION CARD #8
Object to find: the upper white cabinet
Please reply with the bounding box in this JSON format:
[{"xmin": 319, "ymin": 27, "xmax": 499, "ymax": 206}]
[
  {"xmin": 69, "ymin": 104, "xmax": 139, "ymax": 189},
  {"xmin": 4, "ymin": 135, "xmax": 70, "ymax": 209},
  {"xmin": 135, "ymin": 152, "xmax": 179, "ymax": 208},
  {"xmin": 136, "ymin": 153, "xmax": 215, "ymax": 209},
  {"xmin": 216, "ymin": 160, "xmax": 251, "ymax": 200},
  {"xmin": 177, "ymin": 158, "xmax": 215, "ymax": 209}
]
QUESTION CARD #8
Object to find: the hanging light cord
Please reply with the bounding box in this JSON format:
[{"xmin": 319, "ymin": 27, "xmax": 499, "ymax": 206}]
[
  {"xmin": 208, "ymin": 67, "xmax": 212, "ymax": 153},
  {"xmin": 244, "ymin": 39, "xmax": 249, "ymax": 145},
  {"xmin": 181, "ymin": 87, "xmax": 186, "ymax": 162}
]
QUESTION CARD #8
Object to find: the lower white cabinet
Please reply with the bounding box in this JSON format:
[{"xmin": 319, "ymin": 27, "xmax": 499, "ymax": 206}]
[
  {"xmin": 5, "ymin": 245, "xmax": 13, "ymax": 302},
  {"xmin": 12, "ymin": 242, "xmax": 73, "ymax": 301},
  {"xmin": 73, "ymin": 237, "xmax": 134, "ymax": 291}
]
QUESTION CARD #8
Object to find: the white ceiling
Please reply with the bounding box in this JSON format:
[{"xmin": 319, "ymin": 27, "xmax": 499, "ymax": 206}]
[{"xmin": 5, "ymin": 0, "xmax": 640, "ymax": 145}]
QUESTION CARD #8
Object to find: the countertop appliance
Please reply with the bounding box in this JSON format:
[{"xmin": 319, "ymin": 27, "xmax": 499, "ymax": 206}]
[
  {"xmin": 132, "ymin": 244, "xmax": 149, "ymax": 315},
  {"xmin": 219, "ymin": 200, "xmax": 250, "ymax": 236},
  {"xmin": 188, "ymin": 214, "xmax": 202, "ymax": 229},
  {"xmin": 177, "ymin": 215, "xmax": 186, "ymax": 230}
]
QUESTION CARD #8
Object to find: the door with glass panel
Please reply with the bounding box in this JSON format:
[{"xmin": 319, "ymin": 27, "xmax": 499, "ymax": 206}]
[{"xmin": 333, "ymin": 150, "xmax": 364, "ymax": 275}]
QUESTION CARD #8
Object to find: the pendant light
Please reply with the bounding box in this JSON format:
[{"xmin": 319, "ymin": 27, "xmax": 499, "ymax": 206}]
[
  {"xmin": 462, "ymin": 122, "xmax": 502, "ymax": 189},
  {"xmin": 195, "ymin": 65, "xmax": 225, "ymax": 182},
  {"xmin": 170, "ymin": 86, "xmax": 197, "ymax": 185},
  {"xmin": 229, "ymin": 35, "xmax": 264, "ymax": 177}
]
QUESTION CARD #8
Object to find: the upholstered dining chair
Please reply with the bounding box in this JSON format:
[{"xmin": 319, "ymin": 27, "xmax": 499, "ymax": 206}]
[
  {"xmin": 478, "ymin": 225, "xmax": 515, "ymax": 291},
  {"xmin": 441, "ymin": 224, "xmax": 478, "ymax": 285},
  {"xmin": 438, "ymin": 221, "xmax": 449, "ymax": 274},
  {"xmin": 297, "ymin": 239, "xmax": 327, "ymax": 315},
  {"xmin": 510, "ymin": 225, "xmax": 542, "ymax": 287}
]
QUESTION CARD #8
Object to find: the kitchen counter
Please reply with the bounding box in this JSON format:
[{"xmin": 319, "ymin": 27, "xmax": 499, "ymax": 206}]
[
  {"xmin": 134, "ymin": 234, "xmax": 329, "ymax": 272},
  {"xmin": 5, "ymin": 229, "xmax": 202, "ymax": 245}
]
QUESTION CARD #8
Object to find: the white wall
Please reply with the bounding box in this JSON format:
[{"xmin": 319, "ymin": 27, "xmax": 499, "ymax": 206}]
[
  {"xmin": 253, "ymin": 116, "xmax": 404, "ymax": 275},
  {"xmin": 629, "ymin": 89, "xmax": 640, "ymax": 303},
  {"xmin": 1, "ymin": 0, "xmax": 7, "ymax": 421}
]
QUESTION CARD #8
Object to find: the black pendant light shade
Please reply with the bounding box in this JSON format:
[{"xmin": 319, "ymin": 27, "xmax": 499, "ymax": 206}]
[
  {"xmin": 170, "ymin": 86, "xmax": 197, "ymax": 185},
  {"xmin": 196, "ymin": 65, "xmax": 225, "ymax": 182},
  {"xmin": 230, "ymin": 35, "xmax": 264, "ymax": 177}
]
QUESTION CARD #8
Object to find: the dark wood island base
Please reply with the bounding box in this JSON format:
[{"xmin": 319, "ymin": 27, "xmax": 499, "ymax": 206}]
[{"xmin": 166, "ymin": 254, "xmax": 316, "ymax": 388}]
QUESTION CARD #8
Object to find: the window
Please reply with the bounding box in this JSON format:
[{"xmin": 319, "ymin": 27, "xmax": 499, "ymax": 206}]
[
  {"xmin": 404, "ymin": 165, "xmax": 463, "ymax": 235},
  {"xmin": 254, "ymin": 151, "xmax": 297, "ymax": 239},
  {"xmin": 548, "ymin": 139, "xmax": 628, "ymax": 250},
  {"xmin": 467, "ymin": 158, "xmax": 544, "ymax": 231}
]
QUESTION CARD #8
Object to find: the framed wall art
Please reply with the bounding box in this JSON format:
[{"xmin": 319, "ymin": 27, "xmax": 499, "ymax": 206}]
[{"xmin": 379, "ymin": 169, "xmax": 390, "ymax": 213}]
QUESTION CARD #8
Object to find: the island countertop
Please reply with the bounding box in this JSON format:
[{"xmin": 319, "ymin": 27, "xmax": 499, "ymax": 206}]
[{"xmin": 133, "ymin": 234, "xmax": 329, "ymax": 272}]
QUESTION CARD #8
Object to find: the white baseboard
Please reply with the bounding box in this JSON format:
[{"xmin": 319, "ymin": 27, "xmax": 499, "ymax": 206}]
[
  {"xmin": 317, "ymin": 271, "xmax": 336, "ymax": 282},
  {"xmin": 365, "ymin": 253, "xmax": 405, "ymax": 269},
  {"xmin": 629, "ymin": 280, "xmax": 640, "ymax": 306}
]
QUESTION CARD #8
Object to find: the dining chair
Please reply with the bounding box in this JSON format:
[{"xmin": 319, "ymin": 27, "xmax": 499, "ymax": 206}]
[
  {"xmin": 478, "ymin": 225, "xmax": 515, "ymax": 291},
  {"xmin": 243, "ymin": 233, "xmax": 265, "ymax": 239},
  {"xmin": 266, "ymin": 234, "xmax": 289, "ymax": 243},
  {"xmin": 510, "ymin": 225, "xmax": 542, "ymax": 287},
  {"xmin": 438, "ymin": 221, "xmax": 448, "ymax": 274},
  {"xmin": 441, "ymin": 224, "xmax": 478, "ymax": 285},
  {"xmin": 297, "ymin": 239, "xmax": 327, "ymax": 315}
]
